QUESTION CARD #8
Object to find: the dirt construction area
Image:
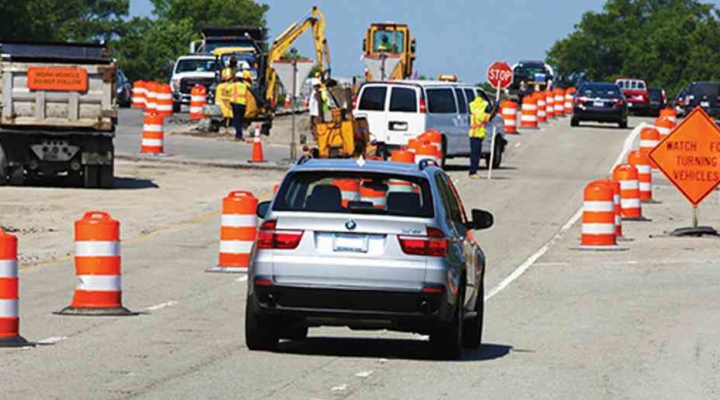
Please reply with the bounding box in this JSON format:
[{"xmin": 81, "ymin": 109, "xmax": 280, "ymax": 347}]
[{"xmin": 0, "ymin": 161, "xmax": 285, "ymax": 267}]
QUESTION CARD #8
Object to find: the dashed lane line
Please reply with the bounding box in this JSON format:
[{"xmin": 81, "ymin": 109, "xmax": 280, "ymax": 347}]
[{"xmin": 485, "ymin": 123, "xmax": 644, "ymax": 301}]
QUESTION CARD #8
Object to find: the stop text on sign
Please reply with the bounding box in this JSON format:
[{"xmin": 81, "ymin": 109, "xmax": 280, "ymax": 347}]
[
  {"xmin": 27, "ymin": 67, "xmax": 88, "ymax": 92},
  {"xmin": 486, "ymin": 61, "xmax": 513, "ymax": 89},
  {"xmin": 649, "ymin": 107, "xmax": 720, "ymax": 205}
]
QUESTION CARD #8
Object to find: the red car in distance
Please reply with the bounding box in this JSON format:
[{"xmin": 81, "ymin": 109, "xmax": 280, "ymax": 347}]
[{"xmin": 615, "ymin": 78, "xmax": 649, "ymax": 114}]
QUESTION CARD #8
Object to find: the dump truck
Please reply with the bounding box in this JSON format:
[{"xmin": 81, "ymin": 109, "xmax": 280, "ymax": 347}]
[{"xmin": 0, "ymin": 41, "xmax": 117, "ymax": 188}]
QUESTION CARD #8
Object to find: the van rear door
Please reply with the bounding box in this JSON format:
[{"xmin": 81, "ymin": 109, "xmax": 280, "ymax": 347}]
[
  {"xmin": 354, "ymin": 85, "xmax": 389, "ymax": 143},
  {"xmin": 385, "ymin": 85, "xmax": 424, "ymax": 146}
]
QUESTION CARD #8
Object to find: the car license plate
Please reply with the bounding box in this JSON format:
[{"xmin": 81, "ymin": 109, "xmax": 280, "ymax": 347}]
[
  {"xmin": 333, "ymin": 234, "xmax": 368, "ymax": 253},
  {"xmin": 702, "ymin": 101, "xmax": 710, "ymax": 108},
  {"xmin": 593, "ymin": 100, "xmax": 604, "ymax": 107}
]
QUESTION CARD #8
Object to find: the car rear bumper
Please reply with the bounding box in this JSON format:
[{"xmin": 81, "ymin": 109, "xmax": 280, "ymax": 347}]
[
  {"xmin": 573, "ymin": 107, "xmax": 625, "ymax": 122},
  {"xmin": 252, "ymin": 285, "xmax": 455, "ymax": 330}
]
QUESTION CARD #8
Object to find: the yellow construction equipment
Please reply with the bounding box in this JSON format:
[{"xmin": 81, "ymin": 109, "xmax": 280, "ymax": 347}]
[
  {"xmin": 313, "ymin": 85, "xmax": 371, "ymax": 158},
  {"xmin": 363, "ymin": 23, "xmax": 416, "ymax": 80}
]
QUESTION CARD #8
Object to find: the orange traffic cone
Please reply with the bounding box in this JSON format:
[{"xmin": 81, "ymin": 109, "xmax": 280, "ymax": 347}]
[{"xmin": 250, "ymin": 125, "xmax": 265, "ymax": 163}]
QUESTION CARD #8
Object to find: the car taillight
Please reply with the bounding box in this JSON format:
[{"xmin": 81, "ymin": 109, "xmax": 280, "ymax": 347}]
[
  {"xmin": 257, "ymin": 220, "xmax": 304, "ymax": 250},
  {"xmin": 398, "ymin": 226, "xmax": 448, "ymax": 257},
  {"xmin": 419, "ymin": 98, "xmax": 427, "ymax": 114},
  {"xmin": 614, "ymin": 99, "xmax": 624, "ymax": 107}
]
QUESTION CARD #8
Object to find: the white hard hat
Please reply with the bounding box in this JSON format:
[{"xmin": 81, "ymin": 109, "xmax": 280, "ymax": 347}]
[{"xmin": 311, "ymin": 78, "xmax": 321, "ymax": 86}]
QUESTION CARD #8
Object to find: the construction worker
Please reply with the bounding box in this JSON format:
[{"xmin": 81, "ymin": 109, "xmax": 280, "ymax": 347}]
[
  {"xmin": 230, "ymin": 70, "xmax": 251, "ymax": 141},
  {"xmin": 309, "ymin": 78, "xmax": 322, "ymax": 137},
  {"xmin": 468, "ymin": 96, "xmax": 490, "ymax": 179},
  {"xmin": 377, "ymin": 34, "xmax": 392, "ymax": 52},
  {"xmin": 220, "ymin": 56, "xmax": 238, "ymax": 82}
]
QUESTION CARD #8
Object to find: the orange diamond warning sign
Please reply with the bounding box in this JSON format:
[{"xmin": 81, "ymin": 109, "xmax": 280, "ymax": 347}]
[{"xmin": 649, "ymin": 107, "xmax": 720, "ymax": 206}]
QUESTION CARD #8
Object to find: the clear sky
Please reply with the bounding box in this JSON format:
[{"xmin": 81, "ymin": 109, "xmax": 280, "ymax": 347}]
[{"xmin": 126, "ymin": 0, "xmax": 708, "ymax": 83}]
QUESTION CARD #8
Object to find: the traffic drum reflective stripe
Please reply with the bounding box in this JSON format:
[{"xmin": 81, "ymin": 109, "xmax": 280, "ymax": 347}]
[
  {"xmin": 545, "ymin": 92, "xmax": 556, "ymax": 119},
  {"xmin": 420, "ymin": 130, "xmax": 443, "ymax": 160},
  {"xmin": 565, "ymin": 87, "xmax": 576, "ymax": 114},
  {"xmin": 660, "ymin": 108, "xmax": 677, "ymax": 124},
  {"xmin": 655, "ymin": 116, "xmax": 674, "ymax": 138},
  {"xmin": 639, "ymin": 126, "xmax": 660, "ymax": 168},
  {"xmin": 520, "ymin": 96, "xmax": 538, "ymax": 129},
  {"xmin": 554, "ymin": 89, "xmax": 566, "ymax": 116},
  {"xmin": 71, "ymin": 212, "xmax": 123, "ymax": 309},
  {"xmin": 613, "ymin": 164, "xmax": 642, "ymax": 219},
  {"xmin": 581, "ymin": 180, "xmax": 617, "ymax": 246},
  {"xmin": 145, "ymin": 82, "xmax": 158, "ymax": 112},
  {"xmin": 156, "ymin": 84, "xmax": 173, "ymax": 117},
  {"xmin": 628, "ymin": 150, "xmax": 653, "ymax": 201},
  {"xmin": 142, "ymin": 113, "xmax": 164, "ymax": 154},
  {"xmin": 0, "ymin": 229, "xmax": 19, "ymax": 338},
  {"xmin": 218, "ymin": 191, "xmax": 258, "ymax": 270},
  {"xmin": 190, "ymin": 85, "xmax": 207, "ymax": 120},
  {"xmin": 536, "ymin": 95, "xmax": 547, "ymax": 123},
  {"xmin": 132, "ymin": 81, "xmax": 147, "ymax": 109},
  {"xmin": 415, "ymin": 142, "xmax": 439, "ymax": 164},
  {"xmin": 501, "ymin": 100, "xmax": 519, "ymax": 133}
]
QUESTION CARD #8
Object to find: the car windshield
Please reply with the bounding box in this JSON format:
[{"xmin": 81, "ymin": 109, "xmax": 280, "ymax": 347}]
[
  {"xmin": 579, "ymin": 84, "xmax": 622, "ymax": 98},
  {"xmin": 273, "ymin": 170, "xmax": 434, "ymax": 218},
  {"xmin": 373, "ymin": 29, "xmax": 405, "ymax": 52},
  {"xmin": 515, "ymin": 64, "xmax": 548, "ymax": 76},
  {"xmin": 175, "ymin": 59, "xmax": 217, "ymax": 73}
]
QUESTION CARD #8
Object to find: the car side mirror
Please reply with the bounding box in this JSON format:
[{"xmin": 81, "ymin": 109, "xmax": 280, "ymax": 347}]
[
  {"xmin": 467, "ymin": 209, "xmax": 494, "ymax": 230},
  {"xmin": 257, "ymin": 201, "xmax": 271, "ymax": 219}
]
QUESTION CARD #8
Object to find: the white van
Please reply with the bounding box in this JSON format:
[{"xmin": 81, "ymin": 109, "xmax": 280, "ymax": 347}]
[{"xmin": 353, "ymin": 80, "xmax": 506, "ymax": 168}]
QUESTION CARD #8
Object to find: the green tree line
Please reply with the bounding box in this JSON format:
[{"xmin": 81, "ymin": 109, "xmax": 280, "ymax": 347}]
[
  {"xmin": 0, "ymin": 0, "xmax": 269, "ymax": 82},
  {"xmin": 547, "ymin": 0, "xmax": 720, "ymax": 95}
]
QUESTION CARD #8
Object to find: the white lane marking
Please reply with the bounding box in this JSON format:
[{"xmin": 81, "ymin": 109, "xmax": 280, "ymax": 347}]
[
  {"xmin": 37, "ymin": 336, "xmax": 67, "ymax": 345},
  {"xmin": 235, "ymin": 276, "xmax": 248, "ymax": 283},
  {"xmin": 514, "ymin": 143, "xmax": 522, "ymax": 148},
  {"xmin": 331, "ymin": 384, "xmax": 347, "ymax": 392},
  {"xmin": 144, "ymin": 301, "xmax": 178, "ymax": 311},
  {"xmin": 355, "ymin": 370, "xmax": 373, "ymax": 378},
  {"xmin": 533, "ymin": 262, "xmax": 570, "ymax": 267},
  {"xmin": 485, "ymin": 123, "xmax": 643, "ymax": 301}
]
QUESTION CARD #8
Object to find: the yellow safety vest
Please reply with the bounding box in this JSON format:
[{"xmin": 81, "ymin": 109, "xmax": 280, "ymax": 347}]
[
  {"xmin": 221, "ymin": 67, "xmax": 235, "ymax": 81},
  {"xmin": 230, "ymin": 82, "xmax": 248, "ymax": 106},
  {"xmin": 468, "ymin": 97, "xmax": 489, "ymax": 139}
]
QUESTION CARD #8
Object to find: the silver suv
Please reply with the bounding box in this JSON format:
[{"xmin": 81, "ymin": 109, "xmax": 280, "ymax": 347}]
[{"xmin": 246, "ymin": 158, "xmax": 494, "ymax": 359}]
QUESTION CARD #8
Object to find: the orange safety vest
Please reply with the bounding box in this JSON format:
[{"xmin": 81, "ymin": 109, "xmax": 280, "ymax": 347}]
[{"xmin": 230, "ymin": 82, "xmax": 248, "ymax": 105}]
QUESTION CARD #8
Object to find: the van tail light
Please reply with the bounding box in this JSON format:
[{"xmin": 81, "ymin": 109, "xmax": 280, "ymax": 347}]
[
  {"xmin": 254, "ymin": 276, "xmax": 274, "ymax": 286},
  {"xmin": 419, "ymin": 98, "xmax": 427, "ymax": 114},
  {"xmin": 422, "ymin": 285, "xmax": 445, "ymax": 294},
  {"xmin": 398, "ymin": 226, "xmax": 448, "ymax": 257},
  {"xmin": 352, "ymin": 95, "xmax": 358, "ymax": 110},
  {"xmin": 257, "ymin": 220, "xmax": 304, "ymax": 250}
]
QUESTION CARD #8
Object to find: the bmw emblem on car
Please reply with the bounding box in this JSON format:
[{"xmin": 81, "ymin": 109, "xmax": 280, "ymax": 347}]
[{"xmin": 345, "ymin": 220, "xmax": 357, "ymax": 230}]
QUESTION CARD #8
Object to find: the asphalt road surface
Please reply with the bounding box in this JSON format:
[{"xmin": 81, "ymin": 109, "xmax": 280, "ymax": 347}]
[{"xmin": 3, "ymin": 116, "xmax": 720, "ymax": 399}]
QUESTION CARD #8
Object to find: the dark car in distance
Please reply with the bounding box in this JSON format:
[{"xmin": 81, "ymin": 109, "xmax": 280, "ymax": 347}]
[
  {"xmin": 571, "ymin": 82, "xmax": 628, "ymax": 128},
  {"xmin": 684, "ymin": 82, "xmax": 720, "ymax": 118},
  {"xmin": 116, "ymin": 69, "xmax": 132, "ymax": 108},
  {"xmin": 647, "ymin": 87, "xmax": 667, "ymax": 116}
]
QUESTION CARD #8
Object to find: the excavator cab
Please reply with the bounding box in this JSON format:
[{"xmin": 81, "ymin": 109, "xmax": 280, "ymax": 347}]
[
  {"xmin": 363, "ymin": 23, "xmax": 416, "ymax": 80},
  {"xmin": 314, "ymin": 81, "xmax": 371, "ymax": 158}
]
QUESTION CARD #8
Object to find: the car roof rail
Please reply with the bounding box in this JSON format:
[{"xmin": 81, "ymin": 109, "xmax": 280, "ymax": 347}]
[{"xmin": 418, "ymin": 159, "xmax": 439, "ymax": 171}]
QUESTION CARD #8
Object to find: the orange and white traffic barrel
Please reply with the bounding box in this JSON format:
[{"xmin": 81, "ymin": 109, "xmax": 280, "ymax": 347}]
[
  {"xmin": 145, "ymin": 82, "xmax": 158, "ymax": 113},
  {"xmin": 155, "ymin": 84, "xmax": 173, "ymax": 118},
  {"xmin": 580, "ymin": 180, "xmax": 619, "ymax": 248},
  {"xmin": 332, "ymin": 179, "xmax": 360, "ymax": 208},
  {"xmin": 520, "ymin": 95, "xmax": 538, "ymax": 129},
  {"xmin": 189, "ymin": 85, "xmax": 207, "ymax": 120},
  {"xmin": 141, "ymin": 113, "xmax": 164, "ymax": 155},
  {"xmin": 659, "ymin": 107, "xmax": 677, "ymax": 124},
  {"xmin": 564, "ymin": 87, "xmax": 576, "ymax": 115},
  {"xmin": 132, "ymin": 80, "xmax": 147, "ymax": 109},
  {"xmin": 389, "ymin": 149, "xmax": 415, "ymax": 193},
  {"xmin": 420, "ymin": 130, "xmax": 443, "ymax": 159},
  {"xmin": 0, "ymin": 228, "xmax": 28, "ymax": 346},
  {"xmin": 545, "ymin": 91, "xmax": 556, "ymax": 119},
  {"xmin": 613, "ymin": 164, "xmax": 643, "ymax": 220},
  {"xmin": 628, "ymin": 151, "xmax": 653, "ymax": 202},
  {"xmin": 639, "ymin": 126, "xmax": 660, "ymax": 168},
  {"xmin": 554, "ymin": 88, "xmax": 566, "ymax": 117},
  {"xmin": 415, "ymin": 142, "xmax": 439, "ymax": 164},
  {"xmin": 360, "ymin": 181, "xmax": 387, "ymax": 209},
  {"xmin": 608, "ymin": 179, "xmax": 623, "ymax": 238},
  {"xmin": 209, "ymin": 191, "xmax": 258, "ymax": 273},
  {"xmin": 655, "ymin": 116, "xmax": 674, "ymax": 138},
  {"xmin": 56, "ymin": 211, "xmax": 134, "ymax": 316},
  {"xmin": 535, "ymin": 93, "xmax": 547, "ymax": 124},
  {"xmin": 501, "ymin": 100, "xmax": 519, "ymax": 133},
  {"xmin": 407, "ymin": 138, "xmax": 420, "ymax": 154}
]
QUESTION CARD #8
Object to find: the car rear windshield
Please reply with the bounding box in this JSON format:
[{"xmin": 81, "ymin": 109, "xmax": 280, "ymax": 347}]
[
  {"xmin": 617, "ymin": 80, "xmax": 646, "ymax": 90},
  {"xmin": 273, "ymin": 171, "xmax": 434, "ymax": 218},
  {"xmin": 359, "ymin": 86, "xmax": 387, "ymax": 111},
  {"xmin": 389, "ymin": 87, "xmax": 417, "ymax": 112},
  {"xmin": 579, "ymin": 84, "xmax": 622, "ymax": 98},
  {"xmin": 689, "ymin": 83, "xmax": 720, "ymax": 97}
]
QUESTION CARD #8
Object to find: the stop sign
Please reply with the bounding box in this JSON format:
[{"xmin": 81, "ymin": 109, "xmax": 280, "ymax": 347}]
[{"xmin": 487, "ymin": 61, "xmax": 514, "ymax": 89}]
